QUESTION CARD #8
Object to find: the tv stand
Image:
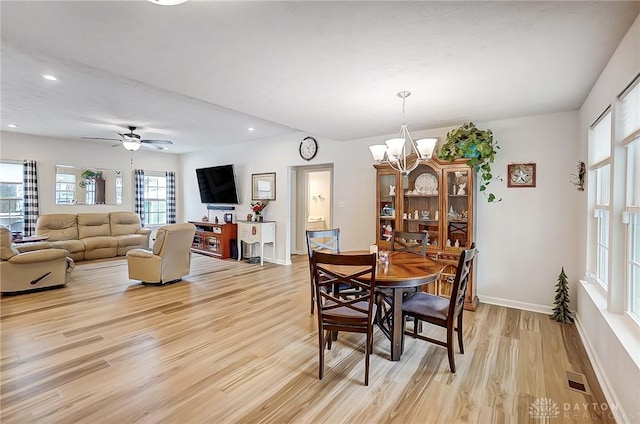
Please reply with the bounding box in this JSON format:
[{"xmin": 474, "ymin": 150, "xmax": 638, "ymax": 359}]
[{"xmin": 189, "ymin": 221, "xmax": 237, "ymax": 259}]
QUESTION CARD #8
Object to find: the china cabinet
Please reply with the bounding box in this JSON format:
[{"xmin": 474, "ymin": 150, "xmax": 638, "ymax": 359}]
[{"xmin": 374, "ymin": 157, "xmax": 478, "ymax": 310}]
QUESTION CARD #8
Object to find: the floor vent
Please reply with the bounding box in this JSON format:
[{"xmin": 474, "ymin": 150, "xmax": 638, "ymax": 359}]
[{"xmin": 566, "ymin": 371, "xmax": 590, "ymax": 394}]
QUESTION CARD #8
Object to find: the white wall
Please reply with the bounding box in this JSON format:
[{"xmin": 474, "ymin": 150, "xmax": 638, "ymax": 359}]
[
  {"xmin": 180, "ymin": 110, "xmax": 581, "ymax": 312},
  {"xmin": 307, "ymin": 170, "xmax": 331, "ymax": 226},
  {"xmin": 0, "ymin": 132, "xmax": 180, "ymax": 217},
  {"xmin": 576, "ymin": 14, "xmax": 640, "ymax": 423}
]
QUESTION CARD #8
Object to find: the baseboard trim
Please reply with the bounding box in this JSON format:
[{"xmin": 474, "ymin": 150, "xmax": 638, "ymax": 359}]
[
  {"xmin": 574, "ymin": 313, "xmax": 629, "ymax": 424},
  {"xmin": 477, "ymin": 295, "xmax": 553, "ymax": 315}
]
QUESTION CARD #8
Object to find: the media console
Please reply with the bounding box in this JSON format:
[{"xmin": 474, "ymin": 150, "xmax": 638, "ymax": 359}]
[{"xmin": 189, "ymin": 221, "xmax": 237, "ymax": 259}]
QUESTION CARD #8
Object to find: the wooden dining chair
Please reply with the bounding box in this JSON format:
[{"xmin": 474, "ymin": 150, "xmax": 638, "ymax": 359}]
[
  {"xmin": 306, "ymin": 228, "xmax": 340, "ymax": 314},
  {"xmin": 390, "ymin": 230, "xmax": 428, "ymax": 257},
  {"xmin": 401, "ymin": 243, "xmax": 477, "ymax": 373},
  {"xmin": 311, "ymin": 251, "xmax": 377, "ymax": 385}
]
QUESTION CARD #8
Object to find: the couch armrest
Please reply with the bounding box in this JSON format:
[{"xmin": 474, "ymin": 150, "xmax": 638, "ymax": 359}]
[
  {"xmin": 126, "ymin": 249, "xmax": 154, "ymax": 258},
  {"xmin": 137, "ymin": 229, "xmax": 152, "ymax": 236},
  {"xmin": 7, "ymin": 248, "xmax": 69, "ymax": 264},
  {"xmin": 15, "ymin": 242, "xmax": 53, "ymax": 253}
]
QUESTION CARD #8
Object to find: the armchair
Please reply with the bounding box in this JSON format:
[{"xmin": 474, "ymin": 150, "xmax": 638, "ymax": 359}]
[
  {"xmin": 126, "ymin": 223, "xmax": 196, "ymax": 285},
  {"xmin": 0, "ymin": 225, "xmax": 74, "ymax": 294}
]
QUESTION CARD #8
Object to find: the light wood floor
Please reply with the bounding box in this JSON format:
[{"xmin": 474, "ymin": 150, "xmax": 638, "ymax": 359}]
[{"xmin": 1, "ymin": 254, "xmax": 614, "ymax": 423}]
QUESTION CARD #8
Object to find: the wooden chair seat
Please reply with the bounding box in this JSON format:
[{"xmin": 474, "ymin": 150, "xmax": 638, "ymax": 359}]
[{"xmin": 402, "ymin": 292, "xmax": 449, "ymax": 321}]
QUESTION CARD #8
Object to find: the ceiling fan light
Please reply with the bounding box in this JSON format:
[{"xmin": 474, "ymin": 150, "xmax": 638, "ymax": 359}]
[
  {"xmin": 122, "ymin": 140, "xmax": 141, "ymax": 151},
  {"xmin": 147, "ymin": 0, "xmax": 188, "ymax": 5}
]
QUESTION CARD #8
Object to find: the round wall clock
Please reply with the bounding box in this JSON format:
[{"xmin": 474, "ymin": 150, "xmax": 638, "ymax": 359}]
[
  {"xmin": 299, "ymin": 136, "xmax": 318, "ymax": 161},
  {"xmin": 507, "ymin": 163, "xmax": 536, "ymax": 188}
]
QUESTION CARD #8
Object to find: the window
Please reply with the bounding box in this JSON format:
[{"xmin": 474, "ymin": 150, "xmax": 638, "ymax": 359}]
[
  {"xmin": 621, "ymin": 76, "xmax": 640, "ymax": 319},
  {"xmin": 143, "ymin": 174, "xmax": 167, "ymax": 226},
  {"xmin": 55, "ymin": 172, "xmax": 76, "ymax": 204},
  {"xmin": 85, "ymin": 180, "xmax": 96, "ymax": 205},
  {"xmin": 0, "ymin": 162, "xmax": 24, "ymax": 232},
  {"xmin": 590, "ymin": 110, "xmax": 612, "ymax": 288}
]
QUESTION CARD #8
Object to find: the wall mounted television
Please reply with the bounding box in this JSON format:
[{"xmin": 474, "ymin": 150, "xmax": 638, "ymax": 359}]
[{"xmin": 195, "ymin": 164, "xmax": 239, "ymax": 204}]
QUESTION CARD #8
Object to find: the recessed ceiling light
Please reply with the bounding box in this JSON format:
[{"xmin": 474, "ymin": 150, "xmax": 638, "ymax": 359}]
[
  {"xmin": 147, "ymin": 0, "xmax": 188, "ymax": 5},
  {"xmin": 42, "ymin": 74, "xmax": 57, "ymax": 81},
  {"xmin": 8, "ymin": 124, "xmax": 17, "ymax": 128},
  {"xmin": 248, "ymin": 127, "xmax": 255, "ymax": 131}
]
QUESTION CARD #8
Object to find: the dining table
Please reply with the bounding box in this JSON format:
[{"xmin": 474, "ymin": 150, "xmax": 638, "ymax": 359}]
[{"xmin": 324, "ymin": 250, "xmax": 443, "ymax": 361}]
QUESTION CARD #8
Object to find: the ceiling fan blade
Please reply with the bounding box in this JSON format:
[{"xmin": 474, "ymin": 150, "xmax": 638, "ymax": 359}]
[
  {"xmin": 112, "ymin": 143, "xmax": 123, "ymax": 148},
  {"xmin": 141, "ymin": 143, "xmax": 167, "ymax": 151},
  {"xmin": 141, "ymin": 139, "xmax": 173, "ymax": 145},
  {"xmin": 82, "ymin": 136, "xmax": 121, "ymax": 141}
]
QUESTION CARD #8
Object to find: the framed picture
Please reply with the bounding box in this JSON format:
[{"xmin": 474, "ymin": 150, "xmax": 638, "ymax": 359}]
[
  {"xmin": 507, "ymin": 163, "xmax": 536, "ymax": 188},
  {"xmin": 252, "ymin": 172, "xmax": 276, "ymax": 200}
]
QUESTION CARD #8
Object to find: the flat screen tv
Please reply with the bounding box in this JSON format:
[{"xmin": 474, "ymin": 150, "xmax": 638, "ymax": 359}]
[{"xmin": 196, "ymin": 164, "xmax": 239, "ymax": 204}]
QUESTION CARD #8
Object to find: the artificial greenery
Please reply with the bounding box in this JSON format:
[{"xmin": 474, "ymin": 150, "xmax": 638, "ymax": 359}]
[
  {"xmin": 550, "ymin": 267, "xmax": 574, "ymax": 323},
  {"xmin": 80, "ymin": 170, "xmax": 103, "ymax": 180},
  {"xmin": 438, "ymin": 122, "xmax": 501, "ymax": 202}
]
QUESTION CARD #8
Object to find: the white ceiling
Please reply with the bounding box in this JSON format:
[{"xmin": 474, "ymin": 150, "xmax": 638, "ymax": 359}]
[{"xmin": 2, "ymin": 1, "xmax": 639, "ymax": 154}]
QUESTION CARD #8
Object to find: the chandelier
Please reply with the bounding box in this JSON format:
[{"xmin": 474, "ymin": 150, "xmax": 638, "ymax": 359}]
[{"xmin": 369, "ymin": 91, "xmax": 438, "ymax": 176}]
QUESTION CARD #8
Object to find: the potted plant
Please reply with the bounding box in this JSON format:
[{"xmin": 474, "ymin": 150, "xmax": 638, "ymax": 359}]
[
  {"xmin": 437, "ymin": 122, "xmax": 501, "ymax": 202},
  {"xmin": 79, "ymin": 169, "xmax": 103, "ymax": 188}
]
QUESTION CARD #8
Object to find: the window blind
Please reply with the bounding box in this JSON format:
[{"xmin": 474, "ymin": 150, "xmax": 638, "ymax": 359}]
[
  {"xmin": 619, "ymin": 74, "xmax": 640, "ymax": 146},
  {"xmin": 589, "ymin": 108, "xmax": 611, "ymax": 168}
]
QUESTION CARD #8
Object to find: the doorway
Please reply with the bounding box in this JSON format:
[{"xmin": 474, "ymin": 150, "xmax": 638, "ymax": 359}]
[{"xmin": 290, "ymin": 164, "xmax": 334, "ymax": 255}]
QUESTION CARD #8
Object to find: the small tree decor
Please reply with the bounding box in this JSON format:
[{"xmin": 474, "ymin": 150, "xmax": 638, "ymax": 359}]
[
  {"xmin": 438, "ymin": 122, "xmax": 501, "ymax": 202},
  {"xmin": 550, "ymin": 267, "xmax": 574, "ymax": 323}
]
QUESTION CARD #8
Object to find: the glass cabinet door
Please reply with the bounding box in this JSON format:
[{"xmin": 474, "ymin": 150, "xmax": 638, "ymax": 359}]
[
  {"xmin": 402, "ymin": 164, "xmax": 440, "ymax": 248},
  {"xmin": 445, "ymin": 170, "xmax": 471, "ymax": 249},
  {"xmin": 377, "ymin": 171, "xmax": 398, "ymax": 244}
]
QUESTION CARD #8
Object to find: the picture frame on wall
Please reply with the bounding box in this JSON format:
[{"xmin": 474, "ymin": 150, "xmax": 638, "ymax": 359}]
[
  {"xmin": 252, "ymin": 172, "xmax": 276, "ymax": 200},
  {"xmin": 507, "ymin": 163, "xmax": 536, "ymax": 188}
]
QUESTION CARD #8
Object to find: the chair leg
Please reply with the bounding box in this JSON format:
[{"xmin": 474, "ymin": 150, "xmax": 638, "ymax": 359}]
[
  {"xmin": 446, "ymin": 326, "xmax": 456, "ymax": 373},
  {"xmin": 310, "ymin": 281, "xmax": 315, "ymax": 314},
  {"xmin": 364, "ymin": 329, "xmax": 371, "ymax": 386},
  {"xmin": 413, "ymin": 317, "xmax": 419, "ymax": 338},
  {"xmin": 327, "ymin": 330, "xmax": 333, "ymax": 350},
  {"xmin": 457, "ymin": 313, "xmax": 464, "ymax": 354},
  {"xmin": 401, "ymin": 314, "xmax": 406, "ymax": 354},
  {"xmin": 318, "ymin": 327, "xmax": 325, "ymax": 380}
]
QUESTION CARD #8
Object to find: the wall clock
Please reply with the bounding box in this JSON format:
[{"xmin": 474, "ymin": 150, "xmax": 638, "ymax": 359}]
[
  {"xmin": 507, "ymin": 163, "xmax": 536, "ymax": 188},
  {"xmin": 299, "ymin": 136, "xmax": 318, "ymax": 161}
]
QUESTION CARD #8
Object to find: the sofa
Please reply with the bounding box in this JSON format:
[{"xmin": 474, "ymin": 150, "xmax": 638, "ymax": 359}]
[
  {"xmin": 35, "ymin": 212, "xmax": 151, "ymax": 261},
  {"xmin": 1, "ymin": 225, "xmax": 74, "ymax": 294}
]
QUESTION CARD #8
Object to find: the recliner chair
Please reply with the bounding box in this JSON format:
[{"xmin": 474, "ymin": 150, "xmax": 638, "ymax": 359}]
[
  {"xmin": 0, "ymin": 225, "xmax": 74, "ymax": 294},
  {"xmin": 126, "ymin": 223, "xmax": 196, "ymax": 285}
]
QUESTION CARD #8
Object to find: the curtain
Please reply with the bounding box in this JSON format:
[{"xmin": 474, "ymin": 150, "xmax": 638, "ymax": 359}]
[
  {"xmin": 166, "ymin": 171, "xmax": 176, "ymax": 224},
  {"xmin": 134, "ymin": 169, "xmax": 145, "ymax": 226},
  {"xmin": 23, "ymin": 160, "xmax": 39, "ymax": 236}
]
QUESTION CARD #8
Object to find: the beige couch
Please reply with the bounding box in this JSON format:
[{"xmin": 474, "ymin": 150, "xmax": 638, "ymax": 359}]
[{"xmin": 35, "ymin": 212, "xmax": 151, "ymax": 261}]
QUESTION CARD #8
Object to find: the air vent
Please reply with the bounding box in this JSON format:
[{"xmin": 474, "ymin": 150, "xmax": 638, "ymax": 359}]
[{"xmin": 566, "ymin": 371, "xmax": 590, "ymax": 394}]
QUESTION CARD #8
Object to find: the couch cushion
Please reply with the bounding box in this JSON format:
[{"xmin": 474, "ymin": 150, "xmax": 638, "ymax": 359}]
[
  {"xmin": 115, "ymin": 234, "xmax": 148, "ymax": 256},
  {"xmin": 110, "ymin": 212, "xmax": 142, "ymax": 236},
  {"xmin": 50, "ymin": 240, "xmax": 85, "ymax": 261},
  {"xmin": 78, "ymin": 213, "xmax": 111, "ymax": 239},
  {"xmin": 36, "ymin": 214, "xmax": 79, "ymax": 241},
  {"xmin": 82, "ymin": 236, "xmax": 117, "ymax": 260}
]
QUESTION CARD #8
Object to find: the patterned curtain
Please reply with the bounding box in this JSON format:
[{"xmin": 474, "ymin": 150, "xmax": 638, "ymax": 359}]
[
  {"xmin": 134, "ymin": 169, "xmax": 145, "ymax": 227},
  {"xmin": 166, "ymin": 171, "xmax": 176, "ymax": 224},
  {"xmin": 23, "ymin": 160, "xmax": 39, "ymax": 236}
]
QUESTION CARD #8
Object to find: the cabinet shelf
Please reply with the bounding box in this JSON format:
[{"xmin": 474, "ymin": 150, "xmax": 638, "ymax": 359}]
[
  {"xmin": 374, "ymin": 157, "xmax": 477, "ymax": 311},
  {"xmin": 189, "ymin": 221, "xmax": 237, "ymax": 259}
]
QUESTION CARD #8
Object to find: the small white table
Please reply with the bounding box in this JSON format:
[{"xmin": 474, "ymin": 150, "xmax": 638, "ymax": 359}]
[{"xmin": 237, "ymin": 221, "xmax": 276, "ymax": 266}]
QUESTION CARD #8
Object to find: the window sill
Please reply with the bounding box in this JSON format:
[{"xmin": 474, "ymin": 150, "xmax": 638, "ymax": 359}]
[{"xmin": 578, "ymin": 279, "xmax": 640, "ymax": 369}]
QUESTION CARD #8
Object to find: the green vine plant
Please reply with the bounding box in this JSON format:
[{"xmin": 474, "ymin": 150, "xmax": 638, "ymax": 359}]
[{"xmin": 437, "ymin": 122, "xmax": 502, "ymax": 202}]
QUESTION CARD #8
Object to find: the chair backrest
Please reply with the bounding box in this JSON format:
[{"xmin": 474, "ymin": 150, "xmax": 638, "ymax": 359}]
[
  {"xmin": 390, "ymin": 231, "xmax": 428, "ymax": 256},
  {"xmin": 306, "ymin": 228, "xmax": 340, "ymax": 257},
  {"xmin": 311, "ymin": 251, "xmax": 377, "ymax": 323},
  {"xmin": 448, "ymin": 243, "xmax": 477, "ymax": 319}
]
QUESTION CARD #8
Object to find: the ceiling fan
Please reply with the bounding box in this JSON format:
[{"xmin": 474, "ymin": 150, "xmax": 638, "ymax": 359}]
[{"xmin": 82, "ymin": 126, "xmax": 174, "ymax": 151}]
